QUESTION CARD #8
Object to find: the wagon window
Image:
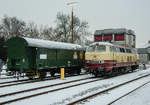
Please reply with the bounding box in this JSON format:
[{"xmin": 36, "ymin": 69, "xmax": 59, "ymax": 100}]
[
  {"xmin": 96, "ymin": 45, "xmax": 106, "ymax": 52},
  {"xmin": 87, "ymin": 46, "xmax": 95, "ymax": 52}
]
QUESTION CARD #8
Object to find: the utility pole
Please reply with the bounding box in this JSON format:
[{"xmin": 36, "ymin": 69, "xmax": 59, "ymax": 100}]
[
  {"xmin": 67, "ymin": 1, "xmax": 78, "ymax": 44},
  {"xmin": 71, "ymin": 8, "xmax": 74, "ymax": 43}
]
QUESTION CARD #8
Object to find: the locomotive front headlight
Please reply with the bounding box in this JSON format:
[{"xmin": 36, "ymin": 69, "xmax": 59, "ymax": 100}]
[
  {"xmin": 101, "ymin": 60, "xmax": 104, "ymax": 63},
  {"xmin": 85, "ymin": 60, "xmax": 89, "ymax": 63}
]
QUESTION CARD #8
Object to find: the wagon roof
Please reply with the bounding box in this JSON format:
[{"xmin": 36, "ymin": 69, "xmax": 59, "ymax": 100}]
[{"xmin": 23, "ymin": 37, "xmax": 82, "ymax": 50}]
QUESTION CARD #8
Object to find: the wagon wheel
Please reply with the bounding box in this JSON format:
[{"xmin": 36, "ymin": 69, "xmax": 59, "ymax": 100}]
[
  {"xmin": 50, "ymin": 71, "xmax": 55, "ymax": 77},
  {"xmin": 39, "ymin": 71, "xmax": 46, "ymax": 80},
  {"xmin": 76, "ymin": 69, "xmax": 81, "ymax": 75}
]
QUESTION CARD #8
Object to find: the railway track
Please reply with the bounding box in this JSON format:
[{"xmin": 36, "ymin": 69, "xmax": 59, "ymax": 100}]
[
  {"xmin": 108, "ymin": 81, "xmax": 150, "ymax": 105},
  {"xmin": 0, "ymin": 70, "xmax": 149, "ymax": 105},
  {"xmin": 0, "ymin": 76, "xmax": 58, "ymax": 88},
  {"xmin": 0, "ymin": 77, "xmax": 102, "ymax": 105},
  {"xmin": 0, "ymin": 73, "xmax": 87, "ymax": 88},
  {"xmin": 0, "ymin": 78, "xmax": 29, "ymax": 85},
  {"xmin": 67, "ymin": 73, "xmax": 150, "ymax": 105},
  {"xmin": 0, "ymin": 76, "xmax": 16, "ymax": 80}
]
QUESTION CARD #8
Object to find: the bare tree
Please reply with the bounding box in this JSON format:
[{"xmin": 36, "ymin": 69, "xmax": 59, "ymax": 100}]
[
  {"xmin": 55, "ymin": 12, "xmax": 70, "ymax": 42},
  {"xmin": 0, "ymin": 14, "xmax": 91, "ymax": 46},
  {"xmin": 55, "ymin": 12, "xmax": 90, "ymax": 45},
  {"xmin": 39, "ymin": 25, "xmax": 54, "ymax": 40},
  {"xmin": 24, "ymin": 22, "xmax": 39, "ymax": 38},
  {"xmin": 0, "ymin": 15, "xmax": 26, "ymax": 39}
]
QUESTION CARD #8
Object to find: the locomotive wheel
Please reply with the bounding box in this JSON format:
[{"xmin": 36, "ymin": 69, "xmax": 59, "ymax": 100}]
[{"xmin": 93, "ymin": 69, "xmax": 98, "ymax": 77}]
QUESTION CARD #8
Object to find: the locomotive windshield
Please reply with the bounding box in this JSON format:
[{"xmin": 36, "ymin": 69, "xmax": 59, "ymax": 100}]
[
  {"xmin": 86, "ymin": 45, "xmax": 106, "ymax": 52},
  {"xmin": 86, "ymin": 46, "xmax": 95, "ymax": 52},
  {"xmin": 95, "ymin": 45, "xmax": 106, "ymax": 52}
]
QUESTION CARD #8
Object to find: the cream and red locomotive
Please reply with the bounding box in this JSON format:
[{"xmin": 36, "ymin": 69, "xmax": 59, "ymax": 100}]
[{"xmin": 85, "ymin": 42, "xmax": 139, "ymax": 77}]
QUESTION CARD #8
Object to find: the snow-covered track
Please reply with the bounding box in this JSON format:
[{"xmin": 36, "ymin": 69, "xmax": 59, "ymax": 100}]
[
  {"xmin": 0, "ymin": 73, "xmax": 87, "ymax": 88},
  {"xmin": 67, "ymin": 73, "xmax": 150, "ymax": 105},
  {"xmin": 108, "ymin": 80, "xmax": 150, "ymax": 105},
  {"xmin": 0, "ymin": 76, "xmax": 58, "ymax": 88},
  {"xmin": 0, "ymin": 77, "xmax": 102, "ymax": 105},
  {"xmin": 0, "ymin": 77, "xmax": 91, "ymax": 98},
  {"xmin": 0, "ymin": 76, "xmax": 16, "ymax": 80},
  {"xmin": 0, "ymin": 78, "xmax": 29, "ymax": 85}
]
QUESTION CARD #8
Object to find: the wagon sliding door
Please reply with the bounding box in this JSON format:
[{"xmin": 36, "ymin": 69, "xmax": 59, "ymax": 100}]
[{"xmin": 27, "ymin": 47, "xmax": 37, "ymax": 69}]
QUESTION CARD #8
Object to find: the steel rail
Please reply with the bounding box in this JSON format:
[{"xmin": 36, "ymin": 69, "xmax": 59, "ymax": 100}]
[
  {"xmin": 108, "ymin": 80, "xmax": 150, "ymax": 105},
  {"xmin": 0, "ymin": 73, "xmax": 87, "ymax": 88},
  {"xmin": 67, "ymin": 74, "xmax": 150, "ymax": 105},
  {"xmin": 0, "ymin": 78, "xmax": 102, "ymax": 105},
  {"xmin": 0, "ymin": 77, "xmax": 92, "ymax": 98}
]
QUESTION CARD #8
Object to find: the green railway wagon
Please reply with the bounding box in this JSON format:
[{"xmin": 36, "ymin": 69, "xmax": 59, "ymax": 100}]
[{"xmin": 7, "ymin": 37, "xmax": 85, "ymax": 79}]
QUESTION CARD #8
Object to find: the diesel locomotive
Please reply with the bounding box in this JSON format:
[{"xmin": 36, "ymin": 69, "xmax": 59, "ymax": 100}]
[
  {"xmin": 85, "ymin": 42, "xmax": 139, "ymax": 77},
  {"xmin": 6, "ymin": 37, "xmax": 85, "ymax": 79}
]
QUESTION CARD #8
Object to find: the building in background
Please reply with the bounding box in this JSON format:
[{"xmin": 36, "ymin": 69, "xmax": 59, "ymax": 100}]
[
  {"xmin": 94, "ymin": 28, "xmax": 136, "ymax": 48},
  {"xmin": 138, "ymin": 40, "xmax": 150, "ymax": 64},
  {"xmin": 137, "ymin": 48, "xmax": 149, "ymax": 64}
]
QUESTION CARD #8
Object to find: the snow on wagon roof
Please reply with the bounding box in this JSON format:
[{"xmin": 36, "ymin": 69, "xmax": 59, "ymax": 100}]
[{"xmin": 23, "ymin": 37, "xmax": 82, "ymax": 50}]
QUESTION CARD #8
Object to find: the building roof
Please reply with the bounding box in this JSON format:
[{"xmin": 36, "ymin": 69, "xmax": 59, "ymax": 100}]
[{"xmin": 94, "ymin": 28, "xmax": 135, "ymax": 35}]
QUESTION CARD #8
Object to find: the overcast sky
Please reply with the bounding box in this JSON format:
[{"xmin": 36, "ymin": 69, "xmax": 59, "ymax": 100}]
[{"xmin": 0, "ymin": 0, "xmax": 149, "ymax": 47}]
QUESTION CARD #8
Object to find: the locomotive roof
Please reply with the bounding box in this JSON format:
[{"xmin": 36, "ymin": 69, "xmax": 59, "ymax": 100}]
[
  {"xmin": 90, "ymin": 42, "xmax": 113, "ymax": 46},
  {"xmin": 89, "ymin": 42, "xmax": 133, "ymax": 49},
  {"xmin": 14, "ymin": 37, "xmax": 83, "ymax": 50}
]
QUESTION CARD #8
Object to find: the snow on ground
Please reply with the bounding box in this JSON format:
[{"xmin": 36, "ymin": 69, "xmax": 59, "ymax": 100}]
[
  {"xmin": 112, "ymin": 82, "xmax": 150, "ymax": 105},
  {"xmin": 0, "ymin": 64, "xmax": 7, "ymax": 74},
  {"xmin": 3, "ymin": 68, "xmax": 150, "ymax": 105},
  {"xmin": 0, "ymin": 74, "xmax": 92, "ymax": 95},
  {"xmin": 80, "ymin": 73, "xmax": 150, "ymax": 105},
  {"xmin": 1, "ymin": 65, "xmax": 150, "ymax": 105}
]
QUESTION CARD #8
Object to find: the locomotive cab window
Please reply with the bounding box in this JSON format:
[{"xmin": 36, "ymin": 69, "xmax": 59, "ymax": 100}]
[
  {"xmin": 116, "ymin": 47, "xmax": 121, "ymax": 52},
  {"xmin": 87, "ymin": 46, "xmax": 95, "ymax": 52},
  {"xmin": 95, "ymin": 45, "xmax": 106, "ymax": 52},
  {"xmin": 110, "ymin": 46, "xmax": 117, "ymax": 52}
]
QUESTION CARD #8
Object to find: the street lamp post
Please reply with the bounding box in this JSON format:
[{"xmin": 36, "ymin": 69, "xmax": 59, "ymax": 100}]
[{"xmin": 67, "ymin": 2, "xmax": 78, "ymax": 43}]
